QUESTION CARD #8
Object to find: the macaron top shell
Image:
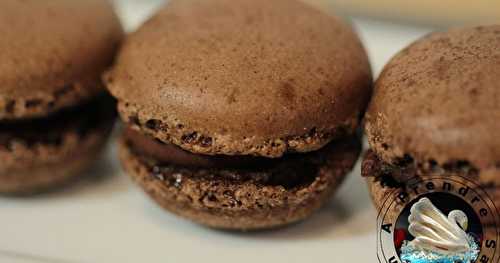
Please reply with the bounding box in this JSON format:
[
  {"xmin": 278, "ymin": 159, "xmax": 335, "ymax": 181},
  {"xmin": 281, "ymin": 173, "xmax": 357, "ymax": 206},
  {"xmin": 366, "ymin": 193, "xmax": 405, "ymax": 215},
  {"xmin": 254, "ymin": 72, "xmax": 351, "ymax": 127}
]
[
  {"xmin": 365, "ymin": 26, "xmax": 500, "ymax": 169},
  {"xmin": 0, "ymin": 0, "xmax": 123, "ymax": 119},
  {"xmin": 106, "ymin": 0, "xmax": 372, "ymax": 157}
]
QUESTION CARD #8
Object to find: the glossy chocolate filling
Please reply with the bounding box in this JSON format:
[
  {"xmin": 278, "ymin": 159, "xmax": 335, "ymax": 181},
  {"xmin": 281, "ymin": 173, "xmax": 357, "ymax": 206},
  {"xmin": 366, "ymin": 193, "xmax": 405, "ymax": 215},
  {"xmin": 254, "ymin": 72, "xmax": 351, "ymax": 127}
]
[
  {"xmin": 0, "ymin": 95, "xmax": 115, "ymax": 148},
  {"xmin": 125, "ymin": 127, "xmax": 361, "ymax": 189},
  {"xmin": 124, "ymin": 127, "xmax": 276, "ymax": 169}
]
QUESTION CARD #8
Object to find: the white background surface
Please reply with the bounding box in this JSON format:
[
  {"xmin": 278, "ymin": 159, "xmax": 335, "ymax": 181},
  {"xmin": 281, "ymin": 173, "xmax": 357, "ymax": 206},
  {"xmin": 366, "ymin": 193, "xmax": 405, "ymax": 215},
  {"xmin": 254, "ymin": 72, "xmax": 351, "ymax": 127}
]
[{"xmin": 0, "ymin": 1, "xmax": 433, "ymax": 262}]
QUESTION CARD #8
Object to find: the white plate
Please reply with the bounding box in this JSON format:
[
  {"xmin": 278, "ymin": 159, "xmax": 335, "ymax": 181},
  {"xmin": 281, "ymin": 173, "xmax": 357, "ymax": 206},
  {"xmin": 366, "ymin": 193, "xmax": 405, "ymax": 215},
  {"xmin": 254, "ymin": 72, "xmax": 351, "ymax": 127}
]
[{"xmin": 0, "ymin": 1, "xmax": 432, "ymax": 262}]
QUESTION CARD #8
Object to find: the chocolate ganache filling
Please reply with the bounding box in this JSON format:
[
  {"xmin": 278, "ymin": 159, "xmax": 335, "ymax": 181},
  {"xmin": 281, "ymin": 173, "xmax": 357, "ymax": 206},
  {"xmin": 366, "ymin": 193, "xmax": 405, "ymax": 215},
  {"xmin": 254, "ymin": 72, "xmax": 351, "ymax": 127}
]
[
  {"xmin": 124, "ymin": 127, "xmax": 362, "ymax": 189},
  {"xmin": 123, "ymin": 127, "xmax": 276, "ymax": 169}
]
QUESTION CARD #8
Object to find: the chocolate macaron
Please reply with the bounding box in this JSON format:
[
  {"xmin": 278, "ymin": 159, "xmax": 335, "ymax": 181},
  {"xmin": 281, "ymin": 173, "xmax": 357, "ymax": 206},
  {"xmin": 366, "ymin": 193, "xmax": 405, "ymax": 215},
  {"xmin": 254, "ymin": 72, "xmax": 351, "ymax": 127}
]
[
  {"xmin": 106, "ymin": 0, "xmax": 372, "ymax": 230},
  {"xmin": 362, "ymin": 26, "xmax": 500, "ymax": 222},
  {"xmin": 0, "ymin": 1, "xmax": 123, "ymax": 194}
]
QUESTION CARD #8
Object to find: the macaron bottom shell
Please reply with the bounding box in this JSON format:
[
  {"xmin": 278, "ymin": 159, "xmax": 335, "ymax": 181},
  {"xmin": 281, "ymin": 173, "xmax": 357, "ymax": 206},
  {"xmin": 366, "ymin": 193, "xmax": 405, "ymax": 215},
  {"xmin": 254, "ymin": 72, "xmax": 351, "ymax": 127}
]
[
  {"xmin": 119, "ymin": 134, "xmax": 361, "ymax": 230},
  {"xmin": 0, "ymin": 95, "xmax": 116, "ymax": 195}
]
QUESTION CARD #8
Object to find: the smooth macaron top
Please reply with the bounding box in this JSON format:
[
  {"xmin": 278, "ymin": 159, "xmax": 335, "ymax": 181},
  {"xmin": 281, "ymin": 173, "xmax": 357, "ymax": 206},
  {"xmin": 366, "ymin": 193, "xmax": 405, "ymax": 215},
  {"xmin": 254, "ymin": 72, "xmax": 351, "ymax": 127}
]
[
  {"xmin": 106, "ymin": 0, "xmax": 372, "ymax": 157},
  {"xmin": 365, "ymin": 25, "xmax": 500, "ymax": 169},
  {"xmin": 0, "ymin": 0, "xmax": 123, "ymax": 119}
]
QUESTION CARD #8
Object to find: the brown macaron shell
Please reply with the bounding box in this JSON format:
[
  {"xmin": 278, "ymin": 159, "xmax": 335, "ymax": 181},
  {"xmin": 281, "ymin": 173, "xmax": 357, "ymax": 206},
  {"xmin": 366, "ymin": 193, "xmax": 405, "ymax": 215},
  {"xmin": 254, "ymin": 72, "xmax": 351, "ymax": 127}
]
[
  {"xmin": 364, "ymin": 26, "xmax": 500, "ymax": 224},
  {"xmin": 106, "ymin": 0, "xmax": 372, "ymax": 157},
  {"xmin": 365, "ymin": 25, "xmax": 500, "ymax": 170},
  {"xmin": 120, "ymin": 133, "xmax": 361, "ymax": 230},
  {"xmin": 0, "ymin": 0, "xmax": 123, "ymax": 119},
  {"xmin": 0, "ymin": 130, "xmax": 110, "ymax": 195},
  {"xmin": 0, "ymin": 96, "xmax": 115, "ymax": 194}
]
